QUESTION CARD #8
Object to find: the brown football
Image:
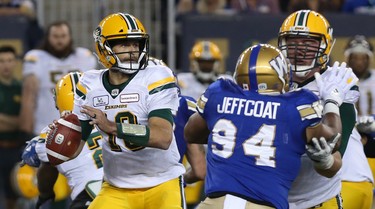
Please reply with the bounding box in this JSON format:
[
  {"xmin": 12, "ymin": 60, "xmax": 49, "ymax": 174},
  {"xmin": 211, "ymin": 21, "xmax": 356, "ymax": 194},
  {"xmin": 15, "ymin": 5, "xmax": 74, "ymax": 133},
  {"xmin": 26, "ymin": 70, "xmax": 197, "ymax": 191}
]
[{"xmin": 46, "ymin": 114, "xmax": 82, "ymax": 166}]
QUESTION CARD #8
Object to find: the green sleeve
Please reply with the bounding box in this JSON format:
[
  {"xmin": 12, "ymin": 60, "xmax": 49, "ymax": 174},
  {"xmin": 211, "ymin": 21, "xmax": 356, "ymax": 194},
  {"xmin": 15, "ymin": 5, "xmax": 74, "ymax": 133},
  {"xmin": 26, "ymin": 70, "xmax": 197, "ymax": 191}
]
[
  {"xmin": 148, "ymin": 109, "xmax": 174, "ymax": 126},
  {"xmin": 338, "ymin": 103, "xmax": 356, "ymax": 156},
  {"xmin": 80, "ymin": 120, "xmax": 93, "ymax": 141}
]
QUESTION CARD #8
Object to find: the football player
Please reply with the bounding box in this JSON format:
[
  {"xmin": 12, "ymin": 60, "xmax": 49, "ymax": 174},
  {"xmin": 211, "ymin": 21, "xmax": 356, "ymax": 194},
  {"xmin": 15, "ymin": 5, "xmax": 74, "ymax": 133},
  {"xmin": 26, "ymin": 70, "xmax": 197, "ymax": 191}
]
[
  {"xmin": 184, "ymin": 44, "xmax": 356, "ymax": 209},
  {"xmin": 340, "ymin": 35, "xmax": 375, "ymax": 209},
  {"xmin": 19, "ymin": 21, "xmax": 97, "ymax": 140},
  {"xmin": 177, "ymin": 40, "xmax": 231, "ymax": 99},
  {"xmin": 277, "ymin": 10, "xmax": 361, "ymax": 208},
  {"xmin": 72, "ymin": 13, "xmax": 186, "ymax": 209},
  {"xmin": 21, "ymin": 72, "xmax": 104, "ymax": 209}
]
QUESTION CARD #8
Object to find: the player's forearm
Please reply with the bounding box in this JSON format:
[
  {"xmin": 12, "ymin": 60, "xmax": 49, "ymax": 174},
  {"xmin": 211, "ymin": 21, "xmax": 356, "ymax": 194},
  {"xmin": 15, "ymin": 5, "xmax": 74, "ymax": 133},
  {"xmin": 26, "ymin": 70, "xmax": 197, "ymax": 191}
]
[
  {"xmin": 184, "ymin": 143, "xmax": 206, "ymax": 184},
  {"xmin": 116, "ymin": 118, "xmax": 172, "ymax": 150},
  {"xmin": 20, "ymin": 75, "xmax": 38, "ymax": 133},
  {"xmin": 37, "ymin": 162, "xmax": 58, "ymax": 197}
]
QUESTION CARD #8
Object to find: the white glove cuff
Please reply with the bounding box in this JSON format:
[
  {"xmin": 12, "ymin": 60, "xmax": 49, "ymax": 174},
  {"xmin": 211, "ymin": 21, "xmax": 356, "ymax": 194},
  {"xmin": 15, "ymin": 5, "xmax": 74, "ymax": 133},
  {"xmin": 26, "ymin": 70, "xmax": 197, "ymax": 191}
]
[
  {"xmin": 313, "ymin": 154, "xmax": 334, "ymax": 170},
  {"xmin": 323, "ymin": 102, "xmax": 340, "ymax": 115}
]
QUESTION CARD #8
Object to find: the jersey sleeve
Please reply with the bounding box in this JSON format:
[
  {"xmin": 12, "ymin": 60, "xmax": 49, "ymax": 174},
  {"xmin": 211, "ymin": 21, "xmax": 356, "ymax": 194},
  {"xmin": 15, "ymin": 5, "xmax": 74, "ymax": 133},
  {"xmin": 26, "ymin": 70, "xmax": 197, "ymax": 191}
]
[
  {"xmin": 292, "ymin": 89, "xmax": 322, "ymax": 127},
  {"xmin": 23, "ymin": 50, "xmax": 41, "ymax": 77},
  {"xmin": 73, "ymin": 72, "xmax": 92, "ymax": 121},
  {"xmin": 146, "ymin": 66, "xmax": 179, "ymax": 113},
  {"xmin": 196, "ymin": 80, "xmax": 222, "ymax": 118},
  {"xmin": 75, "ymin": 47, "xmax": 97, "ymax": 71},
  {"xmin": 181, "ymin": 95, "xmax": 197, "ymax": 118},
  {"xmin": 35, "ymin": 127, "xmax": 50, "ymax": 163}
]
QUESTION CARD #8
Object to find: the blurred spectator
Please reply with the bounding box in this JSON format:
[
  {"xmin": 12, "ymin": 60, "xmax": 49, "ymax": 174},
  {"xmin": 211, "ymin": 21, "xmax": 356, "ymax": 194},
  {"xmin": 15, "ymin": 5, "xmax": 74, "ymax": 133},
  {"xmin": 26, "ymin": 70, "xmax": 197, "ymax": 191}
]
[
  {"xmin": 0, "ymin": 45, "xmax": 22, "ymax": 209},
  {"xmin": 230, "ymin": 0, "xmax": 281, "ymax": 14},
  {"xmin": 177, "ymin": 0, "xmax": 232, "ymax": 15},
  {"xmin": 177, "ymin": 0, "xmax": 196, "ymax": 15},
  {"xmin": 196, "ymin": 0, "xmax": 228, "ymax": 14},
  {"xmin": 19, "ymin": 20, "xmax": 96, "ymax": 141},
  {"xmin": 0, "ymin": 0, "xmax": 35, "ymax": 18},
  {"xmin": 342, "ymin": 0, "xmax": 375, "ymax": 14},
  {"xmin": 0, "ymin": 0, "xmax": 43, "ymax": 51},
  {"xmin": 288, "ymin": 0, "xmax": 343, "ymax": 13}
]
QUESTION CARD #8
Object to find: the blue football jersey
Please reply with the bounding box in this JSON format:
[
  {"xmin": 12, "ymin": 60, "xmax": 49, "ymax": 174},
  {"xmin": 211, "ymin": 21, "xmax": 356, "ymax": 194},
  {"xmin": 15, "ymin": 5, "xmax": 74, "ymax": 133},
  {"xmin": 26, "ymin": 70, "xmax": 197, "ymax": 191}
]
[
  {"xmin": 173, "ymin": 95, "xmax": 197, "ymax": 162},
  {"xmin": 197, "ymin": 79, "xmax": 322, "ymax": 209}
]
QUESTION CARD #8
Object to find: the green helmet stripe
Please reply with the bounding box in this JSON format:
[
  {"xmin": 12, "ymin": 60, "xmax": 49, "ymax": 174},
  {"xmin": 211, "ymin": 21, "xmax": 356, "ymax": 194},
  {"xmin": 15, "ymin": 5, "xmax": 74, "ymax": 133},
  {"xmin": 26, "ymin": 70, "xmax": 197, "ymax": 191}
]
[
  {"xmin": 124, "ymin": 14, "xmax": 138, "ymax": 30},
  {"xmin": 296, "ymin": 11, "xmax": 307, "ymax": 26}
]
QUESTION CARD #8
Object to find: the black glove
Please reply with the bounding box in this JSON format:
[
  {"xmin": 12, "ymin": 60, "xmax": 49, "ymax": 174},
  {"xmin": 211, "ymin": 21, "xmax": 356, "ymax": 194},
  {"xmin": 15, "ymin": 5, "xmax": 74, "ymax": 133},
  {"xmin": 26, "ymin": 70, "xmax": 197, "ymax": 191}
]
[{"xmin": 35, "ymin": 193, "xmax": 55, "ymax": 209}]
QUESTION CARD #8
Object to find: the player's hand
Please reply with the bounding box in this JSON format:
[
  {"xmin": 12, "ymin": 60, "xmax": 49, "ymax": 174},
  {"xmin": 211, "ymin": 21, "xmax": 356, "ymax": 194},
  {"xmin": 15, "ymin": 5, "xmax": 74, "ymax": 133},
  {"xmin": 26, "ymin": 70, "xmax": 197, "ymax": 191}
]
[
  {"xmin": 314, "ymin": 61, "xmax": 358, "ymax": 106},
  {"xmin": 306, "ymin": 134, "xmax": 340, "ymax": 170},
  {"xmin": 35, "ymin": 193, "xmax": 55, "ymax": 209},
  {"xmin": 357, "ymin": 115, "xmax": 375, "ymax": 134},
  {"xmin": 21, "ymin": 137, "xmax": 41, "ymax": 167},
  {"xmin": 81, "ymin": 105, "xmax": 116, "ymax": 135}
]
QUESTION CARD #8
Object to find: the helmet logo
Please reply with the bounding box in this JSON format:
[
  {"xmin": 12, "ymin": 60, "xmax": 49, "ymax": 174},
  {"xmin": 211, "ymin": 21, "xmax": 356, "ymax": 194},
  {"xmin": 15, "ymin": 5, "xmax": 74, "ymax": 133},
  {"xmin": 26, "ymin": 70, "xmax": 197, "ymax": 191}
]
[
  {"xmin": 291, "ymin": 26, "xmax": 309, "ymax": 32},
  {"xmin": 270, "ymin": 56, "xmax": 288, "ymax": 78},
  {"xmin": 258, "ymin": 83, "xmax": 267, "ymax": 90},
  {"xmin": 93, "ymin": 27, "xmax": 102, "ymax": 41}
]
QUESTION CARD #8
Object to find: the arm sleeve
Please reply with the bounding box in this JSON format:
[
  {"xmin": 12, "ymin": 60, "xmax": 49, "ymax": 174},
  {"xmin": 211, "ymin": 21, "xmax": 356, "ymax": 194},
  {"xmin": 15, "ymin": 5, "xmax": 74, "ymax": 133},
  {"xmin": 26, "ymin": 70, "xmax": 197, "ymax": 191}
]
[
  {"xmin": 80, "ymin": 120, "xmax": 93, "ymax": 141},
  {"xmin": 338, "ymin": 103, "xmax": 356, "ymax": 156}
]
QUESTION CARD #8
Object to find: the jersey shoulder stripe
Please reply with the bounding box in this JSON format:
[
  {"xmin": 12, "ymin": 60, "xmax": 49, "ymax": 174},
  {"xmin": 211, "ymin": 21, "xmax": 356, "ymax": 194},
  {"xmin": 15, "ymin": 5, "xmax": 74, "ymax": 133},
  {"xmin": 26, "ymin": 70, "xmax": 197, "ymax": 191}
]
[
  {"xmin": 296, "ymin": 102, "xmax": 321, "ymax": 121},
  {"xmin": 148, "ymin": 77, "xmax": 177, "ymax": 95}
]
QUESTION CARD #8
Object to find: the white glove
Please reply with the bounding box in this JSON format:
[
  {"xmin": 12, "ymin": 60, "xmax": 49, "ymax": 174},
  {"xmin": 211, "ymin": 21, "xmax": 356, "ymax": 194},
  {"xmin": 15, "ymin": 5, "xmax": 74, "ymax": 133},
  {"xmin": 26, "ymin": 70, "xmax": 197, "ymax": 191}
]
[
  {"xmin": 314, "ymin": 61, "xmax": 358, "ymax": 106},
  {"xmin": 306, "ymin": 134, "xmax": 340, "ymax": 170},
  {"xmin": 357, "ymin": 115, "xmax": 375, "ymax": 134}
]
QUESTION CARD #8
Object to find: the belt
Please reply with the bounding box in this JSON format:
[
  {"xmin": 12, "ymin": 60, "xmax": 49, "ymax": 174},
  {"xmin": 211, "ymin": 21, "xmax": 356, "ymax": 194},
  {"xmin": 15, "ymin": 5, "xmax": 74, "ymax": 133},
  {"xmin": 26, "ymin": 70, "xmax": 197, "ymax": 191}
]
[{"xmin": 0, "ymin": 140, "xmax": 22, "ymax": 148}]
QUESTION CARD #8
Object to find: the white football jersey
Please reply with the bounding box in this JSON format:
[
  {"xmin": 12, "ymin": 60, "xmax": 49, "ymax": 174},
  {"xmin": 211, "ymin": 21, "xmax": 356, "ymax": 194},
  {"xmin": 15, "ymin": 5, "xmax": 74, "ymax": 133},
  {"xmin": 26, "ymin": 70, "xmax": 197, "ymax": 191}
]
[
  {"xmin": 35, "ymin": 126, "xmax": 103, "ymax": 200},
  {"xmin": 23, "ymin": 48, "xmax": 97, "ymax": 133},
  {"xmin": 288, "ymin": 68, "xmax": 359, "ymax": 208},
  {"xmin": 341, "ymin": 128, "xmax": 373, "ymax": 183},
  {"xmin": 356, "ymin": 69, "xmax": 375, "ymax": 115},
  {"xmin": 177, "ymin": 72, "xmax": 233, "ymax": 100},
  {"xmin": 73, "ymin": 65, "xmax": 185, "ymax": 188}
]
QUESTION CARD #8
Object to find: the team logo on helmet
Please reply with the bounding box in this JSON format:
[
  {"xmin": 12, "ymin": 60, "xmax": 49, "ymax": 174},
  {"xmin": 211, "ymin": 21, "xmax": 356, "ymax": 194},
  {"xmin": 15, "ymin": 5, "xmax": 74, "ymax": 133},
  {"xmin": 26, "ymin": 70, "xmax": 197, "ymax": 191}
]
[{"xmin": 93, "ymin": 26, "xmax": 102, "ymax": 41}]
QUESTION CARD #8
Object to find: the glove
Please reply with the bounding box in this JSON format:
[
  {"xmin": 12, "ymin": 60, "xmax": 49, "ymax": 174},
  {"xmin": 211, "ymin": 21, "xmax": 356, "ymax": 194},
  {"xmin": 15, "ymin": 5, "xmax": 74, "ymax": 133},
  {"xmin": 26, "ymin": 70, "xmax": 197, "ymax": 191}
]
[
  {"xmin": 21, "ymin": 137, "xmax": 41, "ymax": 167},
  {"xmin": 306, "ymin": 134, "xmax": 340, "ymax": 170},
  {"xmin": 314, "ymin": 61, "xmax": 358, "ymax": 106},
  {"xmin": 357, "ymin": 115, "xmax": 375, "ymax": 134},
  {"xmin": 35, "ymin": 193, "xmax": 55, "ymax": 209}
]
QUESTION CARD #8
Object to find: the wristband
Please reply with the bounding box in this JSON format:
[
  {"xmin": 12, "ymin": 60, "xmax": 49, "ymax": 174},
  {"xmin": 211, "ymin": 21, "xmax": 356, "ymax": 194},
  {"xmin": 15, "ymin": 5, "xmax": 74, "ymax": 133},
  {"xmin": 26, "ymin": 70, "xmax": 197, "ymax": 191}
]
[
  {"xmin": 313, "ymin": 154, "xmax": 334, "ymax": 170},
  {"xmin": 116, "ymin": 123, "xmax": 150, "ymax": 146},
  {"xmin": 323, "ymin": 102, "xmax": 340, "ymax": 115}
]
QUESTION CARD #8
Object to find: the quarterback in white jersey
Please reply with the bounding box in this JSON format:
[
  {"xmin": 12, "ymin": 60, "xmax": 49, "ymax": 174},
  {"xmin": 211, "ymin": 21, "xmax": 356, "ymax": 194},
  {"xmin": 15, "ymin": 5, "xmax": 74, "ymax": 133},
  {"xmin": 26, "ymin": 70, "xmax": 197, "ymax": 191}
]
[
  {"xmin": 73, "ymin": 13, "xmax": 186, "ymax": 209},
  {"xmin": 74, "ymin": 66, "xmax": 184, "ymax": 188},
  {"xmin": 20, "ymin": 21, "xmax": 96, "ymax": 136}
]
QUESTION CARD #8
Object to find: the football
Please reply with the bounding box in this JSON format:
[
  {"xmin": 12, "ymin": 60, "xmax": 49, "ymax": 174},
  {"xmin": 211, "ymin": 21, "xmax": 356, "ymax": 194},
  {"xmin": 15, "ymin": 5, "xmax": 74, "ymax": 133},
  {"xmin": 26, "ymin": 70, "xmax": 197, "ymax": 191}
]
[{"xmin": 46, "ymin": 114, "xmax": 82, "ymax": 166}]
